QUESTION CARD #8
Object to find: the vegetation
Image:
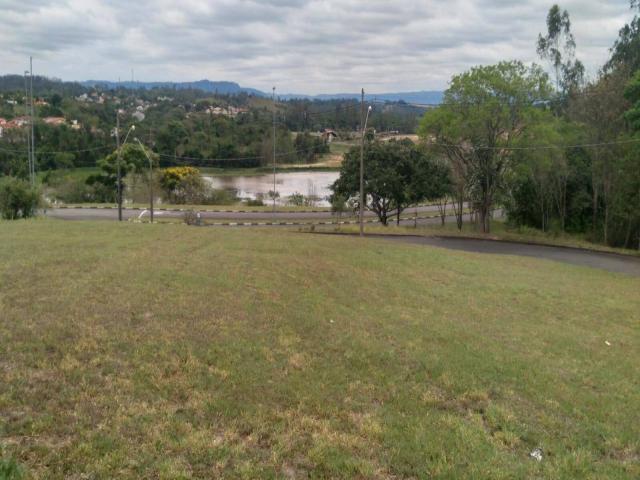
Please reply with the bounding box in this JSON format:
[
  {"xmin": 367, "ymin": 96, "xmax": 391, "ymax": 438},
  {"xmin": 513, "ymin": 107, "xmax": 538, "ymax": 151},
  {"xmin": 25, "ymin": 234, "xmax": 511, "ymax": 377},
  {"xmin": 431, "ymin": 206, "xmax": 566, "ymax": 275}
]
[
  {"xmin": 332, "ymin": 139, "xmax": 448, "ymax": 225},
  {"xmin": 417, "ymin": 2, "xmax": 640, "ymax": 248},
  {"xmin": 0, "ymin": 78, "xmax": 421, "ymax": 181},
  {"xmin": 0, "ymin": 220, "xmax": 638, "ymax": 478},
  {"xmin": 0, "ymin": 177, "xmax": 40, "ymax": 220}
]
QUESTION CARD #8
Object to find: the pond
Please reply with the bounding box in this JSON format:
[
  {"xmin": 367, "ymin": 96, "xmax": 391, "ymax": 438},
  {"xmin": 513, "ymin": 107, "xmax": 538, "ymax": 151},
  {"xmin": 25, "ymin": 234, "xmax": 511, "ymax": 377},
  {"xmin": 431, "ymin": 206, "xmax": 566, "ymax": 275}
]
[{"xmin": 203, "ymin": 171, "xmax": 340, "ymax": 206}]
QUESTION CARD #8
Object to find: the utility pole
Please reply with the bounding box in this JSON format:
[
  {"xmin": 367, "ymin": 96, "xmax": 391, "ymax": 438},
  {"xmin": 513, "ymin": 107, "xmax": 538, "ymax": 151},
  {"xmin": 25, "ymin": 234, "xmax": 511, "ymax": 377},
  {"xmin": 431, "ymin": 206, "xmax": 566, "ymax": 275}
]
[
  {"xmin": 359, "ymin": 89, "xmax": 365, "ymax": 237},
  {"xmin": 24, "ymin": 71, "xmax": 31, "ymax": 178},
  {"xmin": 272, "ymin": 86, "xmax": 277, "ymax": 213},
  {"xmin": 116, "ymin": 112, "xmax": 122, "ymax": 221},
  {"xmin": 29, "ymin": 57, "xmax": 35, "ymax": 186}
]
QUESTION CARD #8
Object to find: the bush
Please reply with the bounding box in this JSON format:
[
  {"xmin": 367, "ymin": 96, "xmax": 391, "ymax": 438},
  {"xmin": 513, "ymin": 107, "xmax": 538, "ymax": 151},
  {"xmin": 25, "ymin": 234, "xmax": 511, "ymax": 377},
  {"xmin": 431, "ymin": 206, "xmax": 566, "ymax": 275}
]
[
  {"xmin": 160, "ymin": 167, "xmax": 205, "ymax": 204},
  {"xmin": 183, "ymin": 210, "xmax": 200, "ymax": 225},
  {"xmin": 48, "ymin": 175, "xmax": 114, "ymax": 204},
  {"xmin": 0, "ymin": 177, "xmax": 40, "ymax": 220},
  {"xmin": 202, "ymin": 188, "xmax": 237, "ymax": 205},
  {"xmin": 288, "ymin": 192, "xmax": 305, "ymax": 206}
]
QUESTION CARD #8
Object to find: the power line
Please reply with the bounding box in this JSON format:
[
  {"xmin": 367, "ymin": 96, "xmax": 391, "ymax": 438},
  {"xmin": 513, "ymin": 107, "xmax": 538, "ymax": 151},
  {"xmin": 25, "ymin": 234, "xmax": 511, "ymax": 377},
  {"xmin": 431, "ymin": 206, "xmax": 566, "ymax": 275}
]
[
  {"xmin": 427, "ymin": 137, "xmax": 640, "ymax": 151},
  {"xmin": 0, "ymin": 144, "xmax": 112, "ymax": 155}
]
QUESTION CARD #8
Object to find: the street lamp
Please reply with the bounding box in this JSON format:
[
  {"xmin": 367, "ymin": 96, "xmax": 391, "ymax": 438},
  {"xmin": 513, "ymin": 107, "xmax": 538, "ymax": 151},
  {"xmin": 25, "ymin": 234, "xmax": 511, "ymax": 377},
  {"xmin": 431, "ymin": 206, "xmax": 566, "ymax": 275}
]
[
  {"xmin": 359, "ymin": 105, "xmax": 372, "ymax": 237},
  {"xmin": 134, "ymin": 138, "xmax": 154, "ymax": 223},
  {"xmin": 115, "ymin": 117, "xmax": 135, "ymax": 221}
]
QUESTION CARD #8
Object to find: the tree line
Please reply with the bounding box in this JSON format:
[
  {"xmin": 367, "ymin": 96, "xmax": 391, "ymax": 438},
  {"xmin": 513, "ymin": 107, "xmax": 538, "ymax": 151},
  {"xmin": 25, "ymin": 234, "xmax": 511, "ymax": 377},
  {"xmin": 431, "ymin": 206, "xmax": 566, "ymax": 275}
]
[{"xmin": 334, "ymin": 2, "xmax": 640, "ymax": 249}]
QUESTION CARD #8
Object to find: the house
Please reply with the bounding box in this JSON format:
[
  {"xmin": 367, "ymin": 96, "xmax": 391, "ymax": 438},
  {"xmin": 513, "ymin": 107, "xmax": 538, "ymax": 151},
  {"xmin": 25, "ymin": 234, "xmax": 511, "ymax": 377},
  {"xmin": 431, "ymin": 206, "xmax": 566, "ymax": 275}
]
[
  {"xmin": 70, "ymin": 119, "xmax": 81, "ymax": 130},
  {"xmin": 321, "ymin": 129, "xmax": 338, "ymax": 143},
  {"xmin": 6, "ymin": 116, "xmax": 29, "ymax": 128},
  {"xmin": 43, "ymin": 117, "xmax": 66, "ymax": 126}
]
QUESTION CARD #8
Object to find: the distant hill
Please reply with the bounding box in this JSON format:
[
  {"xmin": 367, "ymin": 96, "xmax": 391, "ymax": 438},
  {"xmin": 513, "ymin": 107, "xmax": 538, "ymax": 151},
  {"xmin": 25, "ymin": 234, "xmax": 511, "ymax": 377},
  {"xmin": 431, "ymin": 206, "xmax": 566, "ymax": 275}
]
[
  {"xmin": 81, "ymin": 79, "xmax": 264, "ymax": 96},
  {"xmin": 0, "ymin": 74, "xmax": 443, "ymax": 105},
  {"xmin": 0, "ymin": 75, "xmax": 87, "ymax": 96},
  {"xmin": 81, "ymin": 79, "xmax": 443, "ymax": 104},
  {"xmin": 280, "ymin": 91, "xmax": 444, "ymax": 105}
]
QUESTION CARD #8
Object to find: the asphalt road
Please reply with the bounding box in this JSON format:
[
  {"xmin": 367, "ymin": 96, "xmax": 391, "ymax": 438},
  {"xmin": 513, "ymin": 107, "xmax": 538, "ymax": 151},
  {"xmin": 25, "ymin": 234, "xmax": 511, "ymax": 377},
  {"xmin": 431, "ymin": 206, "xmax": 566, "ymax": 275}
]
[
  {"xmin": 44, "ymin": 203, "xmax": 452, "ymax": 224},
  {"xmin": 373, "ymin": 234, "xmax": 640, "ymax": 276}
]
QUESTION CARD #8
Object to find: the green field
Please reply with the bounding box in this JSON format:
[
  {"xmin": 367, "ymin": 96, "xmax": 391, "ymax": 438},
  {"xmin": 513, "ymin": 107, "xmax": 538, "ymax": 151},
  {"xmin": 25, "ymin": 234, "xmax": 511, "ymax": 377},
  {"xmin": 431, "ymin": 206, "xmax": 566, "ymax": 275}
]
[{"xmin": 1, "ymin": 220, "xmax": 639, "ymax": 479}]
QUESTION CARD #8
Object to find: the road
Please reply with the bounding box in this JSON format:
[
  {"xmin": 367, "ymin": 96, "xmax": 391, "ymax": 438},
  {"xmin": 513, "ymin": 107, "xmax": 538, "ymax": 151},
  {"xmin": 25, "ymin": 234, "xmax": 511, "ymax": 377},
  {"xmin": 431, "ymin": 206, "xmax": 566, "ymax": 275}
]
[
  {"xmin": 44, "ymin": 204, "xmax": 460, "ymax": 225},
  {"xmin": 371, "ymin": 234, "xmax": 640, "ymax": 276}
]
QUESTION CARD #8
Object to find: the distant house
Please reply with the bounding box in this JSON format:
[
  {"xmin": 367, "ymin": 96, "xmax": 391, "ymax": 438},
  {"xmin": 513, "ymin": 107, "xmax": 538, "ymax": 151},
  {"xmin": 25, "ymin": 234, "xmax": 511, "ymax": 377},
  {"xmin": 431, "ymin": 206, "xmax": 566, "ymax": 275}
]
[
  {"xmin": 70, "ymin": 119, "xmax": 81, "ymax": 130},
  {"xmin": 43, "ymin": 117, "xmax": 66, "ymax": 126},
  {"xmin": 0, "ymin": 118, "xmax": 5, "ymax": 138},
  {"xmin": 6, "ymin": 116, "xmax": 29, "ymax": 129},
  {"xmin": 321, "ymin": 129, "xmax": 338, "ymax": 143},
  {"xmin": 207, "ymin": 105, "xmax": 248, "ymax": 118}
]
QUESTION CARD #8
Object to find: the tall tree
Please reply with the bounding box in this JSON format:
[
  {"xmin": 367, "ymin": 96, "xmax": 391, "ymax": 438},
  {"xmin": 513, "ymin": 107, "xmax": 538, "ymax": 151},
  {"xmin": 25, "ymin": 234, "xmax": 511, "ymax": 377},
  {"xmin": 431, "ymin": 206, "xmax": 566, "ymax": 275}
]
[
  {"xmin": 419, "ymin": 61, "xmax": 552, "ymax": 233},
  {"xmin": 537, "ymin": 5, "xmax": 585, "ymax": 95}
]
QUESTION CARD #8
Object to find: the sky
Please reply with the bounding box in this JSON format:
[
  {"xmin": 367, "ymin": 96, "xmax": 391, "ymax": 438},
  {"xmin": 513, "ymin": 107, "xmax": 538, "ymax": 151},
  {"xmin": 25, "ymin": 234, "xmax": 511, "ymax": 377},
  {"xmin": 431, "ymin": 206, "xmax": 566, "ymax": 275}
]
[{"xmin": 0, "ymin": 0, "xmax": 636, "ymax": 95}]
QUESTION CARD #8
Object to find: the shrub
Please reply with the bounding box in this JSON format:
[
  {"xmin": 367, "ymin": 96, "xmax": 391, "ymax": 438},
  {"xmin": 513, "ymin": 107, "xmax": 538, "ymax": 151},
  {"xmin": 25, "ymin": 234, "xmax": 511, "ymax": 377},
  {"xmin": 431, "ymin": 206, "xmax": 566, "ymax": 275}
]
[
  {"xmin": 183, "ymin": 210, "xmax": 200, "ymax": 225},
  {"xmin": 160, "ymin": 167, "xmax": 205, "ymax": 204},
  {"xmin": 0, "ymin": 177, "xmax": 40, "ymax": 220},
  {"xmin": 288, "ymin": 192, "xmax": 305, "ymax": 206}
]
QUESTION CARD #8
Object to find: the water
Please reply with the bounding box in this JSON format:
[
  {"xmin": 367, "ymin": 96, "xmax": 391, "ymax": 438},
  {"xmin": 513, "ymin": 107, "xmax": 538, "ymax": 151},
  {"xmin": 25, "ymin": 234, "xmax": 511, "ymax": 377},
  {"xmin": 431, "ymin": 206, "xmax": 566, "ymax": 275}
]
[{"xmin": 204, "ymin": 171, "xmax": 339, "ymax": 206}]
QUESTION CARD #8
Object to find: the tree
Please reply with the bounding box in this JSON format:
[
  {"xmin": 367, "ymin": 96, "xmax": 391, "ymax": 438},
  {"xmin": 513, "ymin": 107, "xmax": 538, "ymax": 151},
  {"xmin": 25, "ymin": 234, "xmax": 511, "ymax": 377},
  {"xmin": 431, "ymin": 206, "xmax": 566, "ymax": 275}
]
[
  {"xmin": 159, "ymin": 166, "xmax": 206, "ymax": 204},
  {"xmin": 332, "ymin": 139, "xmax": 446, "ymax": 225},
  {"xmin": 605, "ymin": 2, "xmax": 640, "ymax": 74},
  {"xmin": 87, "ymin": 143, "xmax": 158, "ymax": 201},
  {"xmin": 624, "ymin": 70, "xmax": 640, "ymax": 130},
  {"xmin": 537, "ymin": 5, "xmax": 584, "ymax": 95},
  {"xmin": 419, "ymin": 61, "xmax": 552, "ymax": 233}
]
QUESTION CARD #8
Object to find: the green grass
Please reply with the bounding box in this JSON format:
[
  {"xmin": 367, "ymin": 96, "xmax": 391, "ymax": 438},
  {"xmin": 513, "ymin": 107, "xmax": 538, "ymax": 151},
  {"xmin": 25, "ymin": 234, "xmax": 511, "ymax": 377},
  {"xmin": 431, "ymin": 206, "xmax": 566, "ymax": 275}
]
[{"xmin": 0, "ymin": 220, "xmax": 639, "ymax": 479}]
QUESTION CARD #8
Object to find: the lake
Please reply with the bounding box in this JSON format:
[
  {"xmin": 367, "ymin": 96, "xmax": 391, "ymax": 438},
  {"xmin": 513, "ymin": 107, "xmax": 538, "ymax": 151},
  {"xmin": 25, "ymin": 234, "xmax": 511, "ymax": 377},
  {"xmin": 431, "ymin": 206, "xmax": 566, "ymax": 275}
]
[{"xmin": 204, "ymin": 171, "xmax": 339, "ymax": 206}]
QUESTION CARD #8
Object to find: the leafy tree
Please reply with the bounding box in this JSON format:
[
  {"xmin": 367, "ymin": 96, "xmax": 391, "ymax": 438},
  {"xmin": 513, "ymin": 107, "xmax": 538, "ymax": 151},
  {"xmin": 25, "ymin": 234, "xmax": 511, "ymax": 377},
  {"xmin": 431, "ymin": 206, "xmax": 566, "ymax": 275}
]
[
  {"xmin": 537, "ymin": 5, "xmax": 584, "ymax": 95},
  {"xmin": 624, "ymin": 70, "xmax": 640, "ymax": 130},
  {"xmin": 87, "ymin": 143, "xmax": 158, "ymax": 201},
  {"xmin": 605, "ymin": 1, "xmax": 640, "ymax": 74},
  {"xmin": 332, "ymin": 139, "xmax": 445, "ymax": 225},
  {"xmin": 419, "ymin": 61, "xmax": 552, "ymax": 233}
]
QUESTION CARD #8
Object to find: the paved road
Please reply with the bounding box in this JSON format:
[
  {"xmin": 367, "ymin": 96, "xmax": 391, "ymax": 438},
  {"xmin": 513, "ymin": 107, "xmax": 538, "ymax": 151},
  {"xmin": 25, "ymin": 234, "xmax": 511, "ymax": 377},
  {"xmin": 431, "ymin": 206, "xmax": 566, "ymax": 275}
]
[
  {"xmin": 371, "ymin": 234, "xmax": 640, "ymax": 276},
  {"xmin": 44, "ymin": 203, "xmax": 451, "ymax": 223}
]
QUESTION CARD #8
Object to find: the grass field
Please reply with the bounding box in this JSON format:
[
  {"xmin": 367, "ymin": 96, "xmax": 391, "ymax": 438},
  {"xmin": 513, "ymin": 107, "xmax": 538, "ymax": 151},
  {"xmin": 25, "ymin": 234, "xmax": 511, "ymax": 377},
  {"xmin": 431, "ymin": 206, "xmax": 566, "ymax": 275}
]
[{"xmin": 1, "ymin": 220, "xmax": 639, "ymax": 479}]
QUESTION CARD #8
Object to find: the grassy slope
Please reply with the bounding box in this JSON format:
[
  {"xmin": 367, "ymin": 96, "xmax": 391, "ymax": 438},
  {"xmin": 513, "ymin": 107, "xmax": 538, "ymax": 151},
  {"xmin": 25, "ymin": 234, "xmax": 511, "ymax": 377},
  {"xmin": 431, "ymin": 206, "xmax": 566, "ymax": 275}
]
[{"xmin": 0, "ymin": 220, "xmax": 638, "ymax": 479}]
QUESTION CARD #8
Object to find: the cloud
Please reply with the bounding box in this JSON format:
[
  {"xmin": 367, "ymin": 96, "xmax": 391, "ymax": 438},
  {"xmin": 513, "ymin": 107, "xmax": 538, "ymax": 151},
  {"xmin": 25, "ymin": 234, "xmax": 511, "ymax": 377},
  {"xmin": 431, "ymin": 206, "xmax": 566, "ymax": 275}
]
[{"xmin": 0, "ymin": 0, "xmax": 635, "ymax": 94}]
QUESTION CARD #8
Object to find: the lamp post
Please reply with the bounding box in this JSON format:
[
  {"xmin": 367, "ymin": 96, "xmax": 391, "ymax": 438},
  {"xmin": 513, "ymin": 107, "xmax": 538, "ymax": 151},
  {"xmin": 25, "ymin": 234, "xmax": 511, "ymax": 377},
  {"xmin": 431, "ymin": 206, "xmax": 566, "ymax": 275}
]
[
  {"xmin": 359, "ymin": 105, "xmax": 372, "ymax": 237},
  {"xmin": 24, "ymin": 71, "xmax": 31, "ymax": 179},
  {"xmin": 115, "ymin": 117, "xmax": 135, "ymax": 221},
  {"xmin": 272, "ymin": 86, "xmax": 276, "ymax": 214},
  {"xmin": 135, "ymin": 138, "xmax": 154, "ymax": 223}
]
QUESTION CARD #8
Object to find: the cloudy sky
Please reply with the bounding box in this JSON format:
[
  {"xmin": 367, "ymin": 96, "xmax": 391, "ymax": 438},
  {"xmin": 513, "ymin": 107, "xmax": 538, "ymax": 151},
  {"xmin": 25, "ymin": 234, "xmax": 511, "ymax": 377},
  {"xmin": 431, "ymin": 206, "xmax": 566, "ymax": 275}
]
[{"xmin": 0, "ymin": 0, "xmax": 636, "ymax": 94}]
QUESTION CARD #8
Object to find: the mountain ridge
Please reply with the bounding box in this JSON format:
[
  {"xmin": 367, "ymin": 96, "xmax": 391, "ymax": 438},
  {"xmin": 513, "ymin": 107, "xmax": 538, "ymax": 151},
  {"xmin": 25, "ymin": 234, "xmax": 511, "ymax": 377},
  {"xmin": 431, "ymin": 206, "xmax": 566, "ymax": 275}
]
[{"xmin": 81, "ymin": 79, "xmax": 443, "ymax": 104}]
